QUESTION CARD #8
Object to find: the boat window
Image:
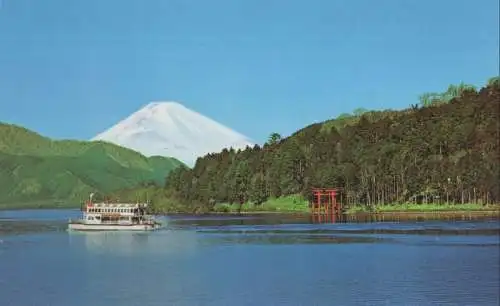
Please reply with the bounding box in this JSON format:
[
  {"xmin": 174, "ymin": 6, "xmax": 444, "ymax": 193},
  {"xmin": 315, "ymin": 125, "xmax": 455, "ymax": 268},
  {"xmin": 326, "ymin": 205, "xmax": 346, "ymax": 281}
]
[
  {"xmin": 95, "ymin": 216, "xmax": 101, "ymax": 220},
  {"xmin": 87, "ymin": 216, "xmax": 94, "ymax": 220}
]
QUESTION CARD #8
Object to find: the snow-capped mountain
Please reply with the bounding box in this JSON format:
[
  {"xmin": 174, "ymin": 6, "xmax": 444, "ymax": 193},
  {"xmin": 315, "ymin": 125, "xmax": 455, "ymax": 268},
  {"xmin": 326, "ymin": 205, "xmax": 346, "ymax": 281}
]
[{"xmin": 91, "ymin": 101, "xmax": 254, "ymax": 167}]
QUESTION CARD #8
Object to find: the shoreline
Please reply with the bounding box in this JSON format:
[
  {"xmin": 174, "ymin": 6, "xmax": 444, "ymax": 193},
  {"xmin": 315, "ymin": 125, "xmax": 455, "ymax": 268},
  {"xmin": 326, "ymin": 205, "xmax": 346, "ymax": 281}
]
[
  {"xmin": 161, "ymin": 209, "xmax": 500, "ymax": 218},
  {"xmin": 347, "ymin": 210, "xmax": 500, "ymax": 218},
  {"xmin": 0, "ymin": 206, "xmax": 80, "ymax": 211},
  {"xmin": 1, "ymin": 205, "xmax": 499, "ymax": 220}
]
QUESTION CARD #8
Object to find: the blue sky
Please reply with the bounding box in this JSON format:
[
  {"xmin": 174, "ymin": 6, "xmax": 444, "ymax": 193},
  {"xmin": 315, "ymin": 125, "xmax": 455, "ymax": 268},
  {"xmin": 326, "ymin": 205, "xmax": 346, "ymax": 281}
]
[{"xmin": 0, "ymin": 0, "xmax": 498, "ymax": 144}]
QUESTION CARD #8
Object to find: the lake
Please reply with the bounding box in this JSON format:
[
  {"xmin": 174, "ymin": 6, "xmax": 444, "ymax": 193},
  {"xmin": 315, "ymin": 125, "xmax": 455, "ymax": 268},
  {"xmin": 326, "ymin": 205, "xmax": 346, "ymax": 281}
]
[{"xmin": 1, "ymin": 209, "xmax": 499, "ymax": 306}]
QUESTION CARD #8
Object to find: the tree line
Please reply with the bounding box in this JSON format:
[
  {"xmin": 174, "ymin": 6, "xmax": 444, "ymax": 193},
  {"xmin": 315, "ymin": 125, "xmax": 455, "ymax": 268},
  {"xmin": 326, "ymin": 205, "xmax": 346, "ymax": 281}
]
[{"xmin": 161, "ymin": 78, "xmax": 499, "ymax": 212}]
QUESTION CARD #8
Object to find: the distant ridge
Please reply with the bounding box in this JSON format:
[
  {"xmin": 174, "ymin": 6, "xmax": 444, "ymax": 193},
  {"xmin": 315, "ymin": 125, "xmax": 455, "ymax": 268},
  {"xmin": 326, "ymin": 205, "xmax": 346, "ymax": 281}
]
[{"xmin": 91, "ymin": 101, "xmax": 254, "ymax": 167}]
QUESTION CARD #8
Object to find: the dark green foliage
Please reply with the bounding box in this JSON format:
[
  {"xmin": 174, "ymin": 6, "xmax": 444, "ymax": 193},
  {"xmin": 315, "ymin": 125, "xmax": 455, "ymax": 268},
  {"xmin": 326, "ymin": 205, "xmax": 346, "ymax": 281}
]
[
  {"xmin": 487, "ymin": 76, "xmax": 499, "ymax": 87},
  {"xmin": 163, "ymin": 80, "xmax": 500, "ymax": 211},
  {"xmin": 267, "ymin": 132, "xmax": 282, "ymax": 145},
  {"xmin": 418, "ymin": 82, "xmax": 477, "ymax": 106},
  {"xmin": 0, "ymin": 123, "xmax": 184, "ymax": 208}
]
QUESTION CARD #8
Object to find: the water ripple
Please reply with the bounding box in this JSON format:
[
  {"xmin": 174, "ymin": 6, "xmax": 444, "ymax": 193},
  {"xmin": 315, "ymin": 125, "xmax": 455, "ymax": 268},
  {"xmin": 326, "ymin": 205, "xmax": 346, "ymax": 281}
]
[
  {"xmin": 200, "ymin": 234, "xmax": 392, "ymax": 245},
  {"xmin": 196, "ymin": 227, "xmax": 500, "ymax": 236},
  {"xmin": 0, "ymin": 220, "xmax": 66, "ymax": 236}
]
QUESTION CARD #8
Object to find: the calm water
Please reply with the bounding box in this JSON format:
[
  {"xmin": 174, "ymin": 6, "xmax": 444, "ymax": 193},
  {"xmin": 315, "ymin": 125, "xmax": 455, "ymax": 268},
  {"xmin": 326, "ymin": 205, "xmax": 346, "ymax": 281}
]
[{"xmin": 0, "ymin": 210, "xmax": 499, "ymax": 306}]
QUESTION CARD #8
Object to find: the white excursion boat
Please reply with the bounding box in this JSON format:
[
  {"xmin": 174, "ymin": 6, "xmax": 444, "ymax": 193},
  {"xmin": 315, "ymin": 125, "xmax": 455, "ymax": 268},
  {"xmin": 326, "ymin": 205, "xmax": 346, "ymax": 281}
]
[{"xmin": 68, "ymin": 193, "xmax": 162, "ymax": 231}]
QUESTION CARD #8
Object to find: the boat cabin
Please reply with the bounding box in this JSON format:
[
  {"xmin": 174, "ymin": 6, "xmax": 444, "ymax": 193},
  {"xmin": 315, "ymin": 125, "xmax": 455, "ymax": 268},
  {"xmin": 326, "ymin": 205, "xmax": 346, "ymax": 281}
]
[{"xmin": 83, "ymin": 202, "xmax": 148, "ymax": 225}]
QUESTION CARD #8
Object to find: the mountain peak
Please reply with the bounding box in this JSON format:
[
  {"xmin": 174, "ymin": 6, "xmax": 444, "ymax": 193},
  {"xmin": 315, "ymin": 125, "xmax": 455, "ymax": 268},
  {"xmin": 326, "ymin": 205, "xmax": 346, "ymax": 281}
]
[
  {"xmin": 91, "ymin": 101, "xmax": 254, "ymax": 167},
  {"xmin": 144, "ymin": 101, "xmax": 185, "ymax": 110}
]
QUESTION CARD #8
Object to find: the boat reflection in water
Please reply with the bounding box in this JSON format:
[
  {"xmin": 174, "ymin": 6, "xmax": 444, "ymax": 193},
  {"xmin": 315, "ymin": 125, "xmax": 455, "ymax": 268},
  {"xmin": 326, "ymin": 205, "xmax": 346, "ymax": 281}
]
[{"xmin": 68, "ymin": 224, "xmax": 199, "ymax": 256}]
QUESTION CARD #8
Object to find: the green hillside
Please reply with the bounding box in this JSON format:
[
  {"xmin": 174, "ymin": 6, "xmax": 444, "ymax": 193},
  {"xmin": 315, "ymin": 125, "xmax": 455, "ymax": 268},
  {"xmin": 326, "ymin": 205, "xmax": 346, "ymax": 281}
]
[{"xmin": 0, "ymin": 123, "xmax": 184, "ymax": 209}]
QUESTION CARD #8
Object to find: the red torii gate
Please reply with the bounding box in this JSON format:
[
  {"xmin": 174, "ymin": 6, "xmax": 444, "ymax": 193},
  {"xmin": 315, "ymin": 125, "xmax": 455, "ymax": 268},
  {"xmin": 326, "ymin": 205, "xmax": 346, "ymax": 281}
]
[{"xmin": 310, "ymin": 188, "xmax": 343, "ymax": 223}]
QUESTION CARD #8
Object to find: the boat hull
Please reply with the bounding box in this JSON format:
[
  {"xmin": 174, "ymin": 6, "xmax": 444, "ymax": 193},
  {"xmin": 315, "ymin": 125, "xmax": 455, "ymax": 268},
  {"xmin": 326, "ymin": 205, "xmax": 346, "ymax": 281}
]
[{"xmin": 68, "ymin": 222, "xmax": 160, "ymax": 231}]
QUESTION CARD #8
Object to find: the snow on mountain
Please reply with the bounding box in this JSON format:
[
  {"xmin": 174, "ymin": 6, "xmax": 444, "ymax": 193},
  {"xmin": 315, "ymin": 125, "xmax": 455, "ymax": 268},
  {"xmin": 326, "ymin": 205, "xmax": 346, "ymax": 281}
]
[{"xmin": 91, "ymin": 101, "xmax": 254, "ymax": 167}]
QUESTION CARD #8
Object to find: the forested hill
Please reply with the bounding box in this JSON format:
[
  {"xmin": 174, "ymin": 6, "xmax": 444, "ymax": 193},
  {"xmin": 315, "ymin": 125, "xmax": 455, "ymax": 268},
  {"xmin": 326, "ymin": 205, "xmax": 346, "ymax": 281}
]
[
  {"xmin": 0, "ymin": 123, "xmax": 184, "ymax": 208},
  {"xmin": 158, "ymin": 78, "xmax": 500, "ymax": 212}
]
